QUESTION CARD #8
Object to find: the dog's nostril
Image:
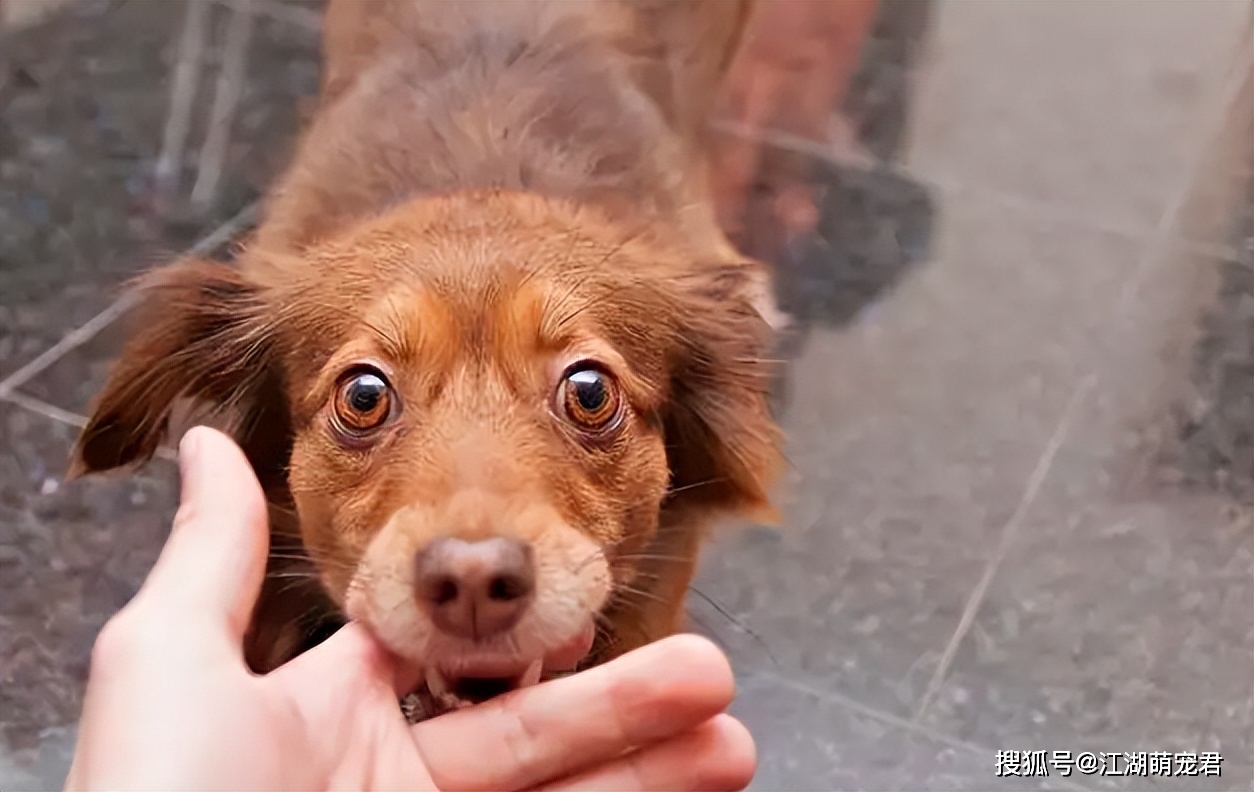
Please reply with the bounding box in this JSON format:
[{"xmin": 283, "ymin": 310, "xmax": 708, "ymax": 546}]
[
  {"xmin": 429, "ymin": 576, "xmax": 459, "ymax": 606},
  {"xmin": 413, "ymin": 537, "xmax": 536, "ymax": 640},
  {"xmin": 487, "ymin": 571, "xmax": 531, "ymax": 601}
]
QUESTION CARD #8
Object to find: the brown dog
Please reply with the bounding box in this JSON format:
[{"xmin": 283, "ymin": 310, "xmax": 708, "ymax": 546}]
[{"xmin": 72, "ymin": 0, "xmax": 783, "ymax": 716}]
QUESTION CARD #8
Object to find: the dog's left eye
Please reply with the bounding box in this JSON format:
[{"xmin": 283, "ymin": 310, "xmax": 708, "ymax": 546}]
[
  {"xmin": 558, "ymin": 365, "xmax": 623, "ymax": 434},
  {"xmin": 333, "ymin": 368, "xmax": 394, "ymax": 433}
]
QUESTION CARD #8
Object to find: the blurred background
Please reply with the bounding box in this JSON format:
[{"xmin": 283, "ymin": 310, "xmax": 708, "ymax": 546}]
[{"xmin": 1, "ymin": 0, "xmax": 1250, "ymax": 789}]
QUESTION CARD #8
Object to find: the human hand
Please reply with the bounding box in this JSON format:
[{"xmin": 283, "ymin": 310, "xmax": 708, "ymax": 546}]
[{"xmin": 65, "ymin": 426, "xmax": 755, "ymax": 791}]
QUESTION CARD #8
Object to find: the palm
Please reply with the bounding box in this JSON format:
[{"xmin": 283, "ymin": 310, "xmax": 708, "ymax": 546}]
[{"xmin": 266, "ymin": 628, "xmax": 437, "ymax": 791}]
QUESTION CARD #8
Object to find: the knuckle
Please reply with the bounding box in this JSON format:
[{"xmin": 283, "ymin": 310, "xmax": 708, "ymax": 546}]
[
  {"xmin": 498, "ymin": 694, "xmax": 544, "ymax": 775},
  {"xmin": 90, "ymin": 608, "xmax": 147, "ymax": 670},
  {"xmin": 170, "ymin": 500, "xmax": 200, "ymax": 534},
  {"xmin": 91, "ymin": 601, "xmax": 181, "ymax": 673}
]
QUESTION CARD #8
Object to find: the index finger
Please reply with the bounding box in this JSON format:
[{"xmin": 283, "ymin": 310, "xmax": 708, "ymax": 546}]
[{"xmin": 411, "ymin": 634, "xmax": 737, "ymax": 791}]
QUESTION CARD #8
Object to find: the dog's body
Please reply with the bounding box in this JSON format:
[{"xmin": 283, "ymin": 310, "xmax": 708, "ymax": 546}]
[
  {"xmin": 269, "ymin": 0, "xmax": 750, "ymax": 256},
  {"xmin": 75, "ymin": 0, "xmax": 782, "ymax": 713}
]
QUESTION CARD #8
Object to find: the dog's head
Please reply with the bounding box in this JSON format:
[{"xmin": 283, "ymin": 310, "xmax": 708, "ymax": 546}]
[{"xmin": 74, "ymin": 191, "xmax": 781, "ymax": 707}]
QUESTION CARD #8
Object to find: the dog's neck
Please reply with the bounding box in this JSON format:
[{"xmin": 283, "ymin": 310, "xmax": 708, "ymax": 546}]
[{"xmin": 256, "ymin": 8, "xmax": 724, "ymax": 255}]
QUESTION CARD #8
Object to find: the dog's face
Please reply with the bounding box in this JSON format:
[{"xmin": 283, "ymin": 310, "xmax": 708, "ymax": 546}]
[
  {"xmin": 73, "ymin": 192, "xmax": 780, "ymax": 709},
  {"xmin": 283, "ymin": 196, "xmax": 687, "ymax": 703}
]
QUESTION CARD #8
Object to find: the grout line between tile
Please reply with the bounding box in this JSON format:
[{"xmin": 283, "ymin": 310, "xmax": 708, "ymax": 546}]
[
  {"xmin": 1, "ymin": 390, "xmax": 87, "ymax": 428},
  {"xmin": 744, "ymin": 669, "xmax": 991, "ymax": 756},
  {"xmin": 710, "ymin": 118, "xmax": 880, "ymax": 171},
  {"xmin": 911, "ymin": 374, "xmax": 1097, "ymax": 723},
  {"xmin": 743, "ymin": 669, "xmax": 1100, "ymax": 792},
  {"xmin": 910, "ymin": 25, "xmax": 1254, "ymax": 728},
  {"xmin": 230, "ymin": 0, "xmax": 320, "ymax": 32},
  {"xmin": 0, "ymin": 202, "xmax": 257, "ymax": 398},
  {"xmin": 0, "ymin": 292, "xmax": 140, "ymax": 398},
  {"xmin": 926, "ymin": 173, "xmax": 1244, "ymax": 263},
  {"xmin": 710, "ymin": 119, "xmax": 1244, "ymax": 264},
  {"xmin": 1113, "ymin": 43, "xmax": 1253, "ymax": 317},
  {"xmin": 1, "ymin": 390, "xmax": 178, "ymax": 463}
]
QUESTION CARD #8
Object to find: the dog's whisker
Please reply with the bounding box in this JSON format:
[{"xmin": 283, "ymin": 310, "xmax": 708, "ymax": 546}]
[
  {"xmin": 264, "ymin": 570, "xmax": 321, "ymax": 580},
  {"xmin": 612, "ymin": 584, "xmax": 673, "ymax": 609},
  {"xmin": 663, "ymin": 475, "xmax": 729, "ymax": 496},
  {"xmin": 611, "ymin": 551, "xmax": 691, "ymax": 564},
  {"xmin": 264, "ymin": 551, "xmax": 316, "ymax": 562},
  {"xmin": 688, "ymin": 585, "xmax": 779, "ymax": 667}
]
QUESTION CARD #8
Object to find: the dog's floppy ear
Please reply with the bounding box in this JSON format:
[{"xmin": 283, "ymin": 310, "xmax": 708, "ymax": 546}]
[
  {"xmin": 663, "ymin": 260, "xmax": 784, "ymax": 523},
  {"xmin": 70, "ymin": 257, "xmax": 286, "ymax": 479}
]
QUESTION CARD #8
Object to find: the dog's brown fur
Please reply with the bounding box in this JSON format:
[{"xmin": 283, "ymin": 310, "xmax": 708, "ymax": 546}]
[{"xmin": 73, "ymin": 0, "xmax": 782, "ymax": 681}]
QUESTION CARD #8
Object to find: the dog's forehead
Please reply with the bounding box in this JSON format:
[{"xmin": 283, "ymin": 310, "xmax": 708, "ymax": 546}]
[
  {"xmin": 358, "ymin": 264, "xmax": 656, "ymax": 369},
  {"xmin": 282, "ymin": 194, "xmax": 683, "ymax": 382},
  {"xmin": 364, "ymin": 272, "xmax": 539, "ymax": 357}
]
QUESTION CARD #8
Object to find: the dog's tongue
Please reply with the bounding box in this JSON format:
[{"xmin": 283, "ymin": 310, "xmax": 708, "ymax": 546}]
[{"xmin": 543, "ymin": 623, "xmax": 596, "ymax": 672}]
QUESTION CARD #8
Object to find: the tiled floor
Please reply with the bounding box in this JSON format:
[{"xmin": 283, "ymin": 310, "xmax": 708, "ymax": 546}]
[{"xmin": 2, "ymin": 1, "xmax": 1252, "ymax": 790}]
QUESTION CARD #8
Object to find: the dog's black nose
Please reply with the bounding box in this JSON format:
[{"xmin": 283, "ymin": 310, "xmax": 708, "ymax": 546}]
[{"xmin": 413, "ymin": 537, "xmax": 536, "ymax": 640}]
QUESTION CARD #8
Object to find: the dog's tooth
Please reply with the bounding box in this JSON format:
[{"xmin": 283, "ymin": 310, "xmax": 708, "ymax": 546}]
[
  {"xmin": 426, "ymin": 667, "xmax": 450, "ymax": 699},
  {"xmin": 520, "ymin": 660, "xmax": 543, "ymax": 688}
]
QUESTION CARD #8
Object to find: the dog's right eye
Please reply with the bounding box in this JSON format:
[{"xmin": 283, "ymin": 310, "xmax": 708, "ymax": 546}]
[{"xmin": 333, "ymin": 368, "xmax": 394, "ymax": 433}]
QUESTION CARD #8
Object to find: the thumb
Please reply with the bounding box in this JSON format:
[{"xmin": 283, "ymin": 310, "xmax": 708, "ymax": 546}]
[{"xmin": 133, "ymin": 426, "xmax": 270, "ymax": 645}]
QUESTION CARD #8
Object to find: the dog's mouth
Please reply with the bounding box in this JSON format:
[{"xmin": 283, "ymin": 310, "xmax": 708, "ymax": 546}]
[
  {"xmin": 406, "ymin": 624, "xmax": 596, "ymax": 719},
  {"xmin": 423, "ymin": 658, "xmax": 544, "ymax": 711}
]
